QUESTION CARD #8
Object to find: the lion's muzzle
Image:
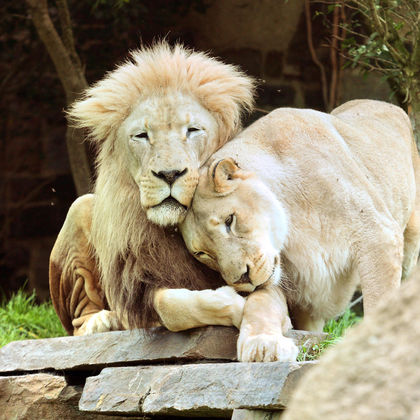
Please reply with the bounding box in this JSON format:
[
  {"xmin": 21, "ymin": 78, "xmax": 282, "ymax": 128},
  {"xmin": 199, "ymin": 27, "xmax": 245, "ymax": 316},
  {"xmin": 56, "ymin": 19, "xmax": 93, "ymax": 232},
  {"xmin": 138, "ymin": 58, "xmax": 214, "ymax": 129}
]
[
  {"xmin": 151, "ymin": 168, "xmax": 188, "ymax": 186},
  {"xmin": 139, "ymin": 160, "xmax": 195, "ymax": 226}
]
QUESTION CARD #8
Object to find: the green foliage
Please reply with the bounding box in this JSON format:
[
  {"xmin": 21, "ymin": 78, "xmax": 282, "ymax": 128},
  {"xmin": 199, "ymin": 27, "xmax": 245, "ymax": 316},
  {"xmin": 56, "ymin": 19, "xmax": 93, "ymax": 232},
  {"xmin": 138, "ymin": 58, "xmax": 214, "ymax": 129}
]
[
  {"xmin": 336, "ymin": 1, "xmax": 420, "ymax": 102},
  {"xmin": 0, "ymin": 289, "xmax": 66, "ymax": 348},
  {"xmin": 298, "ymin": 308, "xmax": 362, "ymax": 361}
]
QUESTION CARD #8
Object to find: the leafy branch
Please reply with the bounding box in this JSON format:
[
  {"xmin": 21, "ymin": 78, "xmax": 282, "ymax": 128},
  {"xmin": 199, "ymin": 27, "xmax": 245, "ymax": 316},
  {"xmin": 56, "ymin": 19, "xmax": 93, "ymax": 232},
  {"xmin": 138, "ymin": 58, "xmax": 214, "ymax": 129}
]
[{"xmin": 316, "ymin": 0, "xmax": 420, "ymax": 145}]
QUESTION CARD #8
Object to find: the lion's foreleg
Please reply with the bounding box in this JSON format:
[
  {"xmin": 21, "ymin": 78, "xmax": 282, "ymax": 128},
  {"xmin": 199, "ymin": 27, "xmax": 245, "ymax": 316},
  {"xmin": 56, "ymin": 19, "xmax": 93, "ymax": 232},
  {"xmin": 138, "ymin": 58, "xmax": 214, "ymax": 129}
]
[
  {"xmin": 153, "ymin": 286, "xmax": 245, "ymax": 332},
  {"xmin": 50, "ymin": 195, "xmax": 118, "ymax": 336},
  {"xmin": 237, "ymin": 286, "xmax": 298, "ymax": 362},
  {"xmin": 73, "ymin": 309, "xmax": 124, "ymax": 335}
]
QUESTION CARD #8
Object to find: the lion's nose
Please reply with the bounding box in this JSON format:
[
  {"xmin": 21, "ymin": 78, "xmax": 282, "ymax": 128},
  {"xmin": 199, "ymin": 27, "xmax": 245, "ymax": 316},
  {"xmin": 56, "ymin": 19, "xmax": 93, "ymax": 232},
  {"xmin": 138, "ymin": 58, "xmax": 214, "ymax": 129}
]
[
  {"xmin": 152, "ymin": 168, "xmax": 188, "ymax": 185},
  {"xmin": 234, "ymin": 265, "xmax": 252, "ymax": 285}
]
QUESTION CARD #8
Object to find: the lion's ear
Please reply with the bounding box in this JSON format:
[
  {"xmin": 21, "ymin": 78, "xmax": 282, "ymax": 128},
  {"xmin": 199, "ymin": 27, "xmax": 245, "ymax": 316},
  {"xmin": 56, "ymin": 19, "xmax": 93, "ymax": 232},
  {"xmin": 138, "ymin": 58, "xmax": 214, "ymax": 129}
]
[{"xmin": 210, "ymin": 158, "xmax": 250, "ymax": 193}]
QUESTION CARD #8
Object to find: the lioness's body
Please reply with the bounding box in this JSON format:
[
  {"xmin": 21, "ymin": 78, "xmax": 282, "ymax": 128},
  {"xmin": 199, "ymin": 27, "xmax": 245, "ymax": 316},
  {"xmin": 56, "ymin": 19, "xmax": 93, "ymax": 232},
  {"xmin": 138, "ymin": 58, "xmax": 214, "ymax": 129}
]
[{"xmin": 181, "ymin": 100, "xmax": 420, "ymax": 361}]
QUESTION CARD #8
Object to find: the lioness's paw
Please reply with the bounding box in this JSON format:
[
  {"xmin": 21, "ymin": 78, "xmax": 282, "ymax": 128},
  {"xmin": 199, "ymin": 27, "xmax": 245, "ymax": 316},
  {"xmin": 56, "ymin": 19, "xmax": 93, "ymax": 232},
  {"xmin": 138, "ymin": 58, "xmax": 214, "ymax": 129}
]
[
  {"xmin": 82, "ymin": 310, "xmax": 121, "ymax": 335},
  {"xmin": 237, "ymin": 332, "xmax": 299, "ymax": 362}
]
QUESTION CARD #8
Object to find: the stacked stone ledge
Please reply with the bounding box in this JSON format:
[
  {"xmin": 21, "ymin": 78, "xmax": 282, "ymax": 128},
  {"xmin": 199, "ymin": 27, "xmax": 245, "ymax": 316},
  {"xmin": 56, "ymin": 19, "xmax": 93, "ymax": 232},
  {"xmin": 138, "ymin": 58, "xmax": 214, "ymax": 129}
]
[{"xmin": 0, "ymin": 327, "xmax": 325, "ymax": 419}]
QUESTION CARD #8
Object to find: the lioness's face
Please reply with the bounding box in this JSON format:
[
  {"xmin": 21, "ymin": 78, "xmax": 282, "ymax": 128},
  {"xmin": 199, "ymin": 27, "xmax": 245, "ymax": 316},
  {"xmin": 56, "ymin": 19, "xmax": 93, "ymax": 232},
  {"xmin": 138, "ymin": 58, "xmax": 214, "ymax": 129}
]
[
  {"xmin": 119, "ymin": 93, "xmax": 219, "ymax": 226},
  {"xmin": 180, "ymin": 158, "xmax": 288, "ymax": 292}
]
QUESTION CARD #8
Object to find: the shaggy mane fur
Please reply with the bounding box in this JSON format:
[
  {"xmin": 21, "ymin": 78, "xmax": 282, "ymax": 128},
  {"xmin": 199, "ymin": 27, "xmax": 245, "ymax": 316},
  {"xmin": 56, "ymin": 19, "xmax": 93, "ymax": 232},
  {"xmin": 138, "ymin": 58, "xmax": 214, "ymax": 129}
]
[
  {"xmin": 67, "ymin": 42, "xmax": 255, "ymax": 327},
  {"xmin": 68, "ymin": 42, "xmax": 254, "ymax": 148}
]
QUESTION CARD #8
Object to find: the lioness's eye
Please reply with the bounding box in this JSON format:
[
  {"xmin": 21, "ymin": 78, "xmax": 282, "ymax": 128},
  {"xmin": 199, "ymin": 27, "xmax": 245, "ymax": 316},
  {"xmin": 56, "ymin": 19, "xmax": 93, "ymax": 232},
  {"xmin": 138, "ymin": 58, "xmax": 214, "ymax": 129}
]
[
  {"xmin": 225, "ymin": 214, "xmax": 235, "ymax": 232},
  {"xmin": 133, "ymin": 132, "xmax": 149, "ymax": 141}
]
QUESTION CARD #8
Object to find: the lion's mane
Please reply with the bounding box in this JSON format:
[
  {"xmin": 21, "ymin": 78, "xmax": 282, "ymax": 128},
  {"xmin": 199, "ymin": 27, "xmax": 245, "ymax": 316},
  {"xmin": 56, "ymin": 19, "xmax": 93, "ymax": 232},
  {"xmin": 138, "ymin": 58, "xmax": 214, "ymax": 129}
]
[{"xmin": 67, "ymin": 43, "xmax": 255, "ymax": 327}]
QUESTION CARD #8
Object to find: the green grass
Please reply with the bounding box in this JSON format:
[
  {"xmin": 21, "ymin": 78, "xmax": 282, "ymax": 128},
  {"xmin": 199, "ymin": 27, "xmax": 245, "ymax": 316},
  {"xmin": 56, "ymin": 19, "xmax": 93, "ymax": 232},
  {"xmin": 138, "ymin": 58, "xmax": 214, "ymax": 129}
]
[
  {"xmin": 298, "ymin": 308, "xmax": 362, "ymax": 361},
  {"xmin": 0, "ymin": 289, "xmax": 66, "ymax": 348}
]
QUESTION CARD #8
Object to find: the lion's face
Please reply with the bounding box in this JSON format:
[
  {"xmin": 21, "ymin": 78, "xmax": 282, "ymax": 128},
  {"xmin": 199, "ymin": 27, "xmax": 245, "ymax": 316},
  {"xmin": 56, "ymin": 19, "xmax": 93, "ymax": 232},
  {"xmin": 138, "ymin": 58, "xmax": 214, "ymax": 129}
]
[
  {"xmin": 180, "ymin": 158, "xmax": 289, "ymax": 292},
  {"xmin": 119, "ymin": 93, "xmax": 219, "ymax": 226}
]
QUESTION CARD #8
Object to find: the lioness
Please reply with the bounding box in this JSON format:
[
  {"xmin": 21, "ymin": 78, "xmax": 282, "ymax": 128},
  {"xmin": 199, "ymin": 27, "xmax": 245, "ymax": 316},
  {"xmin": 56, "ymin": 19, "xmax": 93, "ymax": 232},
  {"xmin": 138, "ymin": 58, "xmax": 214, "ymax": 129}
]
[{"xmin": 181, "ymin": 99, "xmax": 420, "ymax": 362}]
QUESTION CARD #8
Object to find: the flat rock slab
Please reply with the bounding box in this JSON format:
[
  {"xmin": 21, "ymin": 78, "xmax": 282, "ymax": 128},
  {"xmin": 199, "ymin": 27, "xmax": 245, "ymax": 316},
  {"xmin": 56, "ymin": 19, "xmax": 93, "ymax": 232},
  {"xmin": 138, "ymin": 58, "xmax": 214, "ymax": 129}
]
[
  {"xmin": 0, "ymin": 327, "xmax": 325, "ymax": 373},
  {"xmin": 0, "ymin": 373, "xmax": 135, "ymax": 420},
  {"xmin": 232, "ymin": 409, "xmax": 282, "ymax": 420},
  {"xmin": 80, "ymin": 361, "xmax": 315, "ymax": 417}
]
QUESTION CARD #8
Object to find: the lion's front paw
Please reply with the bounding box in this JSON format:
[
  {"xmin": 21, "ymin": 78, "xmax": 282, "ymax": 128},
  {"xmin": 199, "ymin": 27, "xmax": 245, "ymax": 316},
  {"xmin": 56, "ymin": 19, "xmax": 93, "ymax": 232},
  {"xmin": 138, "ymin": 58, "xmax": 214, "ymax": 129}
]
[
  {"xmin": 82, "ymin": 310, "xmax": 121, "ymax": 335},
  {"xmin": 237, "ymin": 331, "xmax": 299, "ymax": 362},
  {"xmin": 212, "ymin": 286, "xmax": 246, "ymax": 328}
]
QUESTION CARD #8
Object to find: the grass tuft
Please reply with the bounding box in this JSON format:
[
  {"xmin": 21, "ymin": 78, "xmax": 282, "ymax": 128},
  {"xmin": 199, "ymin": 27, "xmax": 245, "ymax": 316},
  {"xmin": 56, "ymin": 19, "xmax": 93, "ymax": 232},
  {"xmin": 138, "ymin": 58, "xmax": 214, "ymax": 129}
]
[
  {"xmin": 298, "ymin": 308, "xmax": 362, "ymax": 361},
  {"xmin": 0, "ymin": 289, "xmax": 66, "ymax": 348}
]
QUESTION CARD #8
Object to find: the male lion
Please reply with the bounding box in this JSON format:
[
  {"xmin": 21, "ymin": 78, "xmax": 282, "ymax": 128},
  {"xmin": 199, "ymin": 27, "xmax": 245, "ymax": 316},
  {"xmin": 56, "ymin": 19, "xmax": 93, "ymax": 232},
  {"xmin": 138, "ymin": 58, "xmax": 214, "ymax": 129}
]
[
  {"xmin": 50, "ymin": 43, "xmax": 255, "ymax": 338},
  {"xmin": 180, "ymin": 99, "xmax": 420, "ymax": 362}
]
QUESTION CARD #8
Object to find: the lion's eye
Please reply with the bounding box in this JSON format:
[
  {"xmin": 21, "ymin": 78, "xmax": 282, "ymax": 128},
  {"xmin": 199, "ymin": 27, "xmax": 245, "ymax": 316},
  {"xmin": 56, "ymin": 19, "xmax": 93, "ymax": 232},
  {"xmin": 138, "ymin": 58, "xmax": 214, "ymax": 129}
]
[
  {"xmin": 225, "ymin": 214, "xmax": 235, "ymax": 232},
  {"xmin": 133, "ymin": 132, "xmax": 149, "ymax": 141},
  {"xmin": 187, "ymin": 127, "xmax": 200, "ymax": 137},
  {"xmin": 194, "ymin": 251, "xmax": 212, "ymax": 259}
]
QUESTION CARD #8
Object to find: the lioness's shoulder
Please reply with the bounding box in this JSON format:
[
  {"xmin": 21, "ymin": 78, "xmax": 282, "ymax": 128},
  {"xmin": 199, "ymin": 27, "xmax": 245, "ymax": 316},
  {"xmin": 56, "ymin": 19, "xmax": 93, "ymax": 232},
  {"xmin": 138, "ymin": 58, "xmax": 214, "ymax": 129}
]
[
  {"xmin": 247, "ymin": 107, "xmax": 326, "ymax": 133},
  {"xmin": 331, "ymin": 99, "xmax": 413, "ymax": 146},
  {"xmin": 332, "ymin": 99, "xmax": 410, "ymax": 125}
]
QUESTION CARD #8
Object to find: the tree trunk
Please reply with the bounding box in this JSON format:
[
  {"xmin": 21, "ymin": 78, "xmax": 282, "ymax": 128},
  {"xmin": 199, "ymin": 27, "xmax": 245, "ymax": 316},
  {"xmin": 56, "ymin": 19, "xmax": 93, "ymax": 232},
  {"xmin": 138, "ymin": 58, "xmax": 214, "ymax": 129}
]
[{"xmin": 25, "ymin": 0, "xmax": 92, "ymax": 195}]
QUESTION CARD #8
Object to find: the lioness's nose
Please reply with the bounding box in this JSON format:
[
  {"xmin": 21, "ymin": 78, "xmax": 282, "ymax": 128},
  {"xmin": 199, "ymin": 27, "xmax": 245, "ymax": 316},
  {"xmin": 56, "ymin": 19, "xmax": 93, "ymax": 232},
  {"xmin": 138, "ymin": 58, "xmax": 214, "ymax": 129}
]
[
  {"xmin": 152, "ymin": 168, "xmax": 188, "ymax": 185},
  {"xmin": 235, "ymin": 265, "xmax": 252, "ymax": 284}
]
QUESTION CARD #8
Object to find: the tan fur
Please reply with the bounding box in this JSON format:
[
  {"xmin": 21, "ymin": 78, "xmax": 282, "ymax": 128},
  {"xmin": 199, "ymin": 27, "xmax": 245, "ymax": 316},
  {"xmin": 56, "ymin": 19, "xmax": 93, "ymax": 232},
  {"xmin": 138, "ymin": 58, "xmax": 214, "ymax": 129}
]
[
  {"xmin": 49, "ymin": 43, "xmax": 255, "ymax": 334},
  {"xmin": 181, "ymin": 99, "xmax": 420, "ymax": 361},
  {"xmin": 282, "ymin": 264, "xmax": 420, "ymax": 420}
]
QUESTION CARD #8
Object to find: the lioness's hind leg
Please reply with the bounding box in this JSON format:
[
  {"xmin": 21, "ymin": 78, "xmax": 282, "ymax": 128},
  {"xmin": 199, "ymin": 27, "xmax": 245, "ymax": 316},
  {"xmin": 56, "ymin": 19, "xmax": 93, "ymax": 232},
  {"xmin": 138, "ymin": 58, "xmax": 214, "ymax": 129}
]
[
  {"xmin": 357, "ymin": 225, "xmax": 404, "ymax": 316},
  {"xmin": 402, "ymin": 209, "xmax": 420, "ymax": 280}
]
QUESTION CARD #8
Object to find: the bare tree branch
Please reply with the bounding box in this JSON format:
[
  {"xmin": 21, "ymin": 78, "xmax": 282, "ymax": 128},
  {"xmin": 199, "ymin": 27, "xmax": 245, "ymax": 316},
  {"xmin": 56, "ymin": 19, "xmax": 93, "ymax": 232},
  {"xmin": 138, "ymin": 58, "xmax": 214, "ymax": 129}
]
[
  {"xmin": 305, "ymin": 0, "xmax": 329, "ymax": 109},
  {"xmin": 55, "ymin": 0, "xmax": 82, "ymax": 71},
  {"xmin": 329, "ymin": 5, "xmax": 340, "ymax": 109},
  {"xmin": 25, "ymin": 0, "xmax": 87, "ymax": 104}
]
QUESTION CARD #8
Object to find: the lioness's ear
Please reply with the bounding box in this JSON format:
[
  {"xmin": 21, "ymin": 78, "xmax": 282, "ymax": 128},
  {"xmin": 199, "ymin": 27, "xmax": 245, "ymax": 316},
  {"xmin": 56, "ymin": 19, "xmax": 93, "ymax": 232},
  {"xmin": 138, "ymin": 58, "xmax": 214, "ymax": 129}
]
[{"xmin": 210, "ymin": 158, "xmax": 249, "ymax": 193}]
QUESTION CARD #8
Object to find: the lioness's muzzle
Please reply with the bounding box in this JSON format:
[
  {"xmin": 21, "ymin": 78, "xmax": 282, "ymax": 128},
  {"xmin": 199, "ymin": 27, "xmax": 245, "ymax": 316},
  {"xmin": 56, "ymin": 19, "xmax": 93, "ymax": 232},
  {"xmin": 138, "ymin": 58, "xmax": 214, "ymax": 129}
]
[{"xmin": 234, "ymin": 265, "xmax": 252, "ymax": 285}]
